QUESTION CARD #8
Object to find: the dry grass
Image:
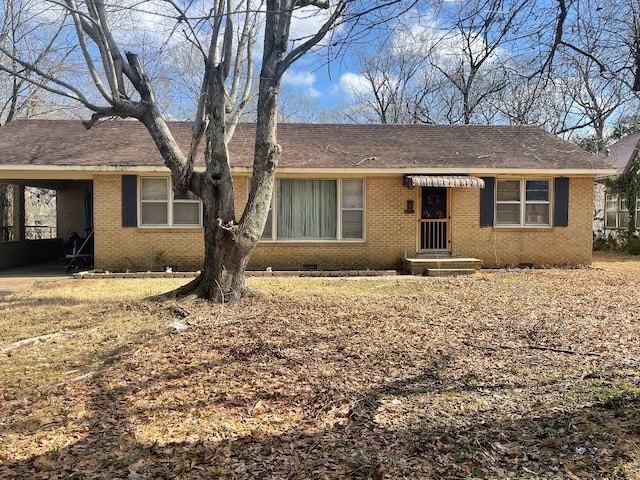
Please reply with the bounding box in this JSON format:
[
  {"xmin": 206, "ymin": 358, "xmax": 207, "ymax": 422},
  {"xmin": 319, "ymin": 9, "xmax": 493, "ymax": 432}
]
[
  {"xmin": 593, "ymin": 250, "xmax": 640, "ymax": 273},
  {"xmin": 1, "ymin": 257, "xmax": 640, "ymax": 479}
]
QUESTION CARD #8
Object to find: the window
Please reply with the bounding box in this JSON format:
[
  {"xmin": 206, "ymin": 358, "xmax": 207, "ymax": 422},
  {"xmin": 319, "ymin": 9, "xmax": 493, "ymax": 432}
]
[
  {"xmin": 605, "ymin": 193, "xmax": 640, "ymax": 229},
  {"xmin": 261, "ymin": 178, "xmax": 364, "ymax": 241},
  {"xmin": 140, "ymin": 177, "xmax": 201, "ymax": 227},
  {"xmin": 341, "ymin": 179, "xmax": 364, "ymax": 239},
  {"xmin": 495, "ymin": 179, "xmax": 550, "ymax": 226}
]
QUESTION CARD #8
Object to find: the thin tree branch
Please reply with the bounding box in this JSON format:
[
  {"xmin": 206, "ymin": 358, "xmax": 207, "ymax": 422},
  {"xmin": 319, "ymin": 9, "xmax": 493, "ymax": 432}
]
[
  {"xmin": 529, "ymin": 0, "xmax": 568, "ymax": 80},
  {"xmin": 279, "ymin": 0, "xmax": 346, "ymax": 76},
  {"xmin": 0, "ymin": 48, "xmax": 105, "ymax": 111},
  {"xmin": 63, "ymin": 0, "xmax": 113, "ymax": 103}
]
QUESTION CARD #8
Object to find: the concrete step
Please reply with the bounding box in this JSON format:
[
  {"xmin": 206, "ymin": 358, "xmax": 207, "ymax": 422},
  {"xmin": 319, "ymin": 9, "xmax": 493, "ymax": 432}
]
[
  {"xmin": 402, "ymin": 256, "xmax": 482, "ymax": 275},
  {"xmin": 425, "ymin": 268, "xmax": 477, "ymax": 277},
  {"xmin": 411, "ymin": 252, "xmax": 451, "ymax": 259}
]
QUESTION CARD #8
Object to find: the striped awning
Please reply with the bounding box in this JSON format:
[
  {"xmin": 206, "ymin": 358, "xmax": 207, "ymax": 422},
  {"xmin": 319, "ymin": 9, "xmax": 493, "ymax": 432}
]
[{"xmin": 404, "ymin": 175, "xmax": 485, "ymax": 189}]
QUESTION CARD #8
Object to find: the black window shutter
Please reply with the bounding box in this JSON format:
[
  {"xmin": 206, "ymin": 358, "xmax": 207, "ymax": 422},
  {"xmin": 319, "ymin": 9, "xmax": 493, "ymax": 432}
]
[
  {"xmin": 480, "ymin": 177, "xmax": 495, "ymax": 227},
  {"xmin": 554, "ymin": 177, "xmax": 569, "ymax": 227},
  {"xmin": 122, "ymin": 175, "xmax": 137, "ymax": 227}
]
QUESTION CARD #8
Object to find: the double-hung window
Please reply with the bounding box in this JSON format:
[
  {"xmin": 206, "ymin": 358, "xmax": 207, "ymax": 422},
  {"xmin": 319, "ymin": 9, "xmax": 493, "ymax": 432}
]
[
  {"xmin": 341, "ymin": 179, "xmax": 364, "ymax": 239},
  {"xmin": 140, "ymin": 177, "xmax": 201, "ymax": 227},
  {"xmin": 495, "ymin": 179, "xmax": 550, "ymax": 226},
  {"xmin": 261, "ymin": 178, "xmax": 364, "ymax": 241},
  {"xmin": 605, "ymin": 193, "xmax": 640, "ymax": 229}
]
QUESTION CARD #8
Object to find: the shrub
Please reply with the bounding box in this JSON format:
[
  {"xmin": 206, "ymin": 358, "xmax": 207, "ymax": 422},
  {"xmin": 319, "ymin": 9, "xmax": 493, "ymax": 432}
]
[{"xmin": 626, "ymin": 237, "xmax": 640, "ymax": 255}]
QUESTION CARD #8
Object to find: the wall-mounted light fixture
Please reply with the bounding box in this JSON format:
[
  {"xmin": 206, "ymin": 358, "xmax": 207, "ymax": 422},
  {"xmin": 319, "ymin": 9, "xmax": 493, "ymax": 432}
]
[{"xmin": 405, "ymin": 199, "xmax": 415, "ymax": 214}]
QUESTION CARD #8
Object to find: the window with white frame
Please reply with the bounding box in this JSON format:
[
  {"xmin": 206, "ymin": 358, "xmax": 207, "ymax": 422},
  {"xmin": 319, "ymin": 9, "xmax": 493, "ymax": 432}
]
[
  {"xmin": 261, "ymin": 178, "xmax": 364, "ymax": 241},
  {"xmin": 140, "ymin": 177, "xmax": 202, "ymax": 227},
  {"xmin": 605, "ymin": 193, "xmax": 640, "ymax": 229},
  {"xmin": 341, "ymin": 179, "xmax": 364, "ymax": 238},
  {"xmin": 495, "ymin": 179, "xmax": 550, "ymax": 226}
]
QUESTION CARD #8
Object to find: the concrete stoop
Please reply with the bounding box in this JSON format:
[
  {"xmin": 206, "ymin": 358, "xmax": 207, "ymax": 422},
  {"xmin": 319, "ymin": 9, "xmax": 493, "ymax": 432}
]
[{"xmin": 402, "ymin": 255, "xmax": 483, "ymax": 276}]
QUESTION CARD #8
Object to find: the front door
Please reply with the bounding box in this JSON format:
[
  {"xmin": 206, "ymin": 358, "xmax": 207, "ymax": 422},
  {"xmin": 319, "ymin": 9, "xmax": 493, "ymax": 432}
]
[{"xmin": 419, "ymin": 187, "xmax": 449, "ymax": 251}]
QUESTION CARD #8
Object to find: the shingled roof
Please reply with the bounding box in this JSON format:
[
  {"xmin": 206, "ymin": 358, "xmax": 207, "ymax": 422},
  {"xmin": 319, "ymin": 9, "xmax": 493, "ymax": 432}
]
[
  {"xmin": 0, "ymin": 119, "xmax": 613, "ymax": 173},
  {"xmin": 602, "ymin": 132, "xmax": 640, "ymax": 175}
]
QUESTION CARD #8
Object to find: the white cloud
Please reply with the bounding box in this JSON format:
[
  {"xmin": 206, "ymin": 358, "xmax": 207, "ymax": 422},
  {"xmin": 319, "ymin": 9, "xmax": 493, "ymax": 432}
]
[
  {"xmin": 336, "ymin": 72, "xmax": 372, "ymax": 98},
  {"xmin": 282, "ymin": 70, "xmax": 322, "ymax": 101},
  {"xmin": 306, "ymin": 87, "xmax": 322, "ymax": 98},
  {"xmin": 282, "ymin": 70, "xmax": 317, "ymax": 88}
]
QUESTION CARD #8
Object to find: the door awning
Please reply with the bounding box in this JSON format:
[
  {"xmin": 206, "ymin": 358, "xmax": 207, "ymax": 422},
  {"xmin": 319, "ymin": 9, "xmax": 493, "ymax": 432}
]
[{"xmin": 404, "ymin": 175, "xmax": 485, "ymax": 189}]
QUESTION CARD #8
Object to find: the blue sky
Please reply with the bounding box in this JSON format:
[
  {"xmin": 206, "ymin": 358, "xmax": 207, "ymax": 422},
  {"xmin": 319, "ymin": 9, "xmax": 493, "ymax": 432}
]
[{"xmin": 20, "ymin": 0, "xmax": 630, "ymax": 132}]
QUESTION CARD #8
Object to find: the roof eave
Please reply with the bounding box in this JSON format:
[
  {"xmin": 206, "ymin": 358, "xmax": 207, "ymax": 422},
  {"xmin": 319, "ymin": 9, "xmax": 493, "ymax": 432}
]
[
  {"xmin": 0, "ymin": 165, "xmax": 617, "ymax": 177},
  {"xmin": 230, "ymin": 166, "xmax": 618, "ymax": 176}
]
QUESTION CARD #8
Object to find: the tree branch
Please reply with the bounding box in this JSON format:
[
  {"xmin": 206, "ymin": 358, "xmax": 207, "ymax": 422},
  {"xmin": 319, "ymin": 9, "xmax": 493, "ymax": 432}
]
[
  {"xmin": 64, "ymin": 0, "xmax": 113, "ymax": 103},
  {"xmin": 0, "ymin": 48, "xmax": 106, "ymax": 111},
  {"xmin": 529, "ymin": 0, "xmax": 568, "ymax": 80},
  {"xmin": 295, "ymin": 0, "xmax": 330, "ymax": 8},
  {"xmin": 279, "ymin": 0, "xmax": 348, "ymax": 76}
]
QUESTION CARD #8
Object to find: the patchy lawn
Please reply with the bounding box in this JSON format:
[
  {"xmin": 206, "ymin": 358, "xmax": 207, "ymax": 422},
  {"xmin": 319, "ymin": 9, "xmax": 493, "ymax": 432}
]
[{"xmin": 1, "ymin": 255, "xmax": 640, "ymax": 479}]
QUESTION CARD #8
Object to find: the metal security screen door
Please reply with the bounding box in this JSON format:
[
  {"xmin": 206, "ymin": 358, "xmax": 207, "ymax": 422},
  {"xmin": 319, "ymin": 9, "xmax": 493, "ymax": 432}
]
[{"xmin": 420, "ymin": 187, "xmax": 449, "ymax": 251}]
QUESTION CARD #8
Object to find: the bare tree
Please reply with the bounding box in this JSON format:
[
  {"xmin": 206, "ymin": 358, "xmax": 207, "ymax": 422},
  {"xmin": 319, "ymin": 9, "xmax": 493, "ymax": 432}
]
[
  {"xmin": 0, "ymin": 0, "xmax": 79, "ymax": 243},
  {"xmin": 0, "ymin": 0, "xmax": 80, "ymax": 123},
  {"xmin": 343, "ymin": 35, "xmax": 431, "ymax": 124},
  {"xmin": 426, "ymin": 0, "xmax": 536, "ymax": 124},
  {"xmin": 341, "ymin": 0, "xmax": 546, "ymax": 125},
  {"xmin": 0, "ymin": 0, "xmax": 416, "ymax": 302},
  {"xmin": 537, "ymin": 0, "xmax": 640, "ymax": 92}
]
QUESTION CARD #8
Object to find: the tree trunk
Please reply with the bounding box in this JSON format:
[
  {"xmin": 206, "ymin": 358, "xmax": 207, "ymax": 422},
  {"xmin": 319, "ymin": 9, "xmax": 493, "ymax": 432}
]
[
  {"xmin": 169, "ymin": 204, "xmax": 255, "ymax": 303},
  {"xmin": 200, "ymin": 223, "xmax": 252, "ymax": 302}
]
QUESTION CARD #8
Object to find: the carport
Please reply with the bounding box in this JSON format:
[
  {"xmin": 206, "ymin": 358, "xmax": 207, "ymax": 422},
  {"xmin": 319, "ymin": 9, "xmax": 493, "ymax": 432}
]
[{"xmin": 0, "ymin": 178, "xmax": 93, "ymax": 270}]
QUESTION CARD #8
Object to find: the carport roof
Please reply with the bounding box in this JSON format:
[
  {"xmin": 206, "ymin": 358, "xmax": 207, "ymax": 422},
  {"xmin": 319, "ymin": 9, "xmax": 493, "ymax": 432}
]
[{"xmin": 0, "ymin": 119, "xmax": 615, "ymax": 174}]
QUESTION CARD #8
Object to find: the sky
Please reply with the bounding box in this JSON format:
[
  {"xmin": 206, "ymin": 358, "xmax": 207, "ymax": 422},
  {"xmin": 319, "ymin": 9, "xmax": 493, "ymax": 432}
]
[
  {"xmin": 15, "ymin": 1, "xmax": 521, "ymax": 120},
  {"xmin": 14, "ymin": 0, "xmax": 634, "ymax": 134}
]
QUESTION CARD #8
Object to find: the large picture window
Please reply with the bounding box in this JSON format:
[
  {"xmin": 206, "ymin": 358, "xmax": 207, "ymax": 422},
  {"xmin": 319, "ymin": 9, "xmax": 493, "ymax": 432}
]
[
  {"xmin": 140, "ymin": 177, "xmax": 201, "ymax": 227},
  {"xmin": 495, "ymin": 179, "xmax": 550, "ymax": 226},
  {"xmin": 605, "ymin": 193, "xmax": 640, "ymax": 229},
  {"xmin": 262, "ymin": 178, "xmax": 364, "ymax": 241}
]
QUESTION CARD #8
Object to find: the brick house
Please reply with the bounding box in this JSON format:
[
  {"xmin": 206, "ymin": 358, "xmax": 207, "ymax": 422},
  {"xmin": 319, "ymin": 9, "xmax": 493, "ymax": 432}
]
[
  {"xmin": 593, "ymin": 133, "xmax": 640, "ymax": 239},
  {"xmin": 0, "ymin": 120, "xmax": 614, "ymax": 272}
]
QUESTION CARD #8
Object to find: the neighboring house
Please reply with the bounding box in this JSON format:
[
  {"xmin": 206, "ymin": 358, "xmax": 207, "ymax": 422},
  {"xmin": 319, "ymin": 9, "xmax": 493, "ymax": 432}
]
[
  {"xmin": 0, "ymin": 120, "xmax": 614, "ymax": 272},
  {"xmin": 594, "ymin": 133, "xmax": 640, "ymax": 238}
]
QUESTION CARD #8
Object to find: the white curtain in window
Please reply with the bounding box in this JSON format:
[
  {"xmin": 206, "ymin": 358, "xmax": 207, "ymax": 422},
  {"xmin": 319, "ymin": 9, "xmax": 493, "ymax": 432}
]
[
  {"xmin": 278, "ymin": 179, "xmax": 337, "ymax": 239},
  {"xmin": 495, "ymin": 180, "xmax": 521, "ymax": 225}
]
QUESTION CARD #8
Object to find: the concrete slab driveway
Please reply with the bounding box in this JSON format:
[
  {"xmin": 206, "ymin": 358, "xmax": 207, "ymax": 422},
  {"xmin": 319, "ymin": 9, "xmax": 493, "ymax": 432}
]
[{"xmin": 0, "ymin": 262, "xmax": 71, "ymax": 297}]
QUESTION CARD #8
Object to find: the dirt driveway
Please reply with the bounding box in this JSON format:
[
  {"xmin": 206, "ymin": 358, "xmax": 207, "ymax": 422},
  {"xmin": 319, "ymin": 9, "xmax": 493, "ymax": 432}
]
[{"xmin": 0, "ymin": 262, "xmax": 71, "ymax": 297}]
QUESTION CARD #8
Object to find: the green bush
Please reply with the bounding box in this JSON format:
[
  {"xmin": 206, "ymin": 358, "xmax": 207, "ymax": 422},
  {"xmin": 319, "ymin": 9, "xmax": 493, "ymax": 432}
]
[{"xmin": 626, "ymin": 237, "xmax": 640, "ymax": 255}]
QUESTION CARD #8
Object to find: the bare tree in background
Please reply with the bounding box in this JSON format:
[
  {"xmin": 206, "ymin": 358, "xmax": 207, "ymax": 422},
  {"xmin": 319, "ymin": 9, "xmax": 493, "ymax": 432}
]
[
  {"xmin": 0, "ymin": 0, "xmax": 78, "ymax": 243},
  {"xmin": 344, "ymin": 35, "xmax": 431, "ymax": 124},
  {"xmin": 341, "ymin": 0, "xmax": 551, "ymax": 126},
  {"xmin": 342, "ymin": 0, "xmax": 640, "ymax": 144},
  {"xmin": 0, "ymin": 0, "xmax": 78, "ymax": 123},
  {"xmin": 532, "ymin": 0, "xmax": 640, "ymax": 143}
]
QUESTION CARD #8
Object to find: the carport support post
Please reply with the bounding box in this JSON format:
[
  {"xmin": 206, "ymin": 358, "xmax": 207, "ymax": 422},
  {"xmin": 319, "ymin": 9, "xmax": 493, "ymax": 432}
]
[{"xmin": 13, "ymin": 185, "xmax": 25, "ymax": 241}]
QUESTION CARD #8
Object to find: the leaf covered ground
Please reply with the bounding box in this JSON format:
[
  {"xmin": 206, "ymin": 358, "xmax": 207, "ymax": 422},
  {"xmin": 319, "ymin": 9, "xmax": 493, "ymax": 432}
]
[{"xmin": 1, "ymin": 253, "xmax": 640, "ymax": 479}]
